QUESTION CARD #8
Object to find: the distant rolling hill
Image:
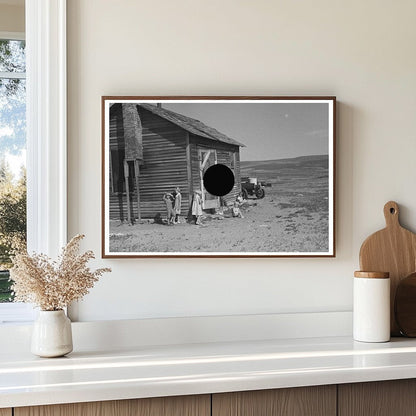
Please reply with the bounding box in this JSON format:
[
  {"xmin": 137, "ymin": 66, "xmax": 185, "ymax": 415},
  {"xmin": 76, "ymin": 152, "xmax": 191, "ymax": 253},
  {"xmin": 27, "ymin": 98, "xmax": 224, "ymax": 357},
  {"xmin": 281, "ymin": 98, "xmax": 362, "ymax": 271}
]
[{"xmin": 240, "ymin": 155, "xmax": 328, "ymax": 183}]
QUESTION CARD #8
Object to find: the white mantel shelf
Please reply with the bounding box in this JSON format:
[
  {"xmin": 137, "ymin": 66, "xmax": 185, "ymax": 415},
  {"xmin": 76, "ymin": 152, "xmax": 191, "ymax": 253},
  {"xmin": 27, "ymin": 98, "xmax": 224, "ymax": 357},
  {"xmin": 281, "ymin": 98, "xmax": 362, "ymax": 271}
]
[{"xmin": 2, "ymin": 335, "xmax": 416, "ymax": 409}]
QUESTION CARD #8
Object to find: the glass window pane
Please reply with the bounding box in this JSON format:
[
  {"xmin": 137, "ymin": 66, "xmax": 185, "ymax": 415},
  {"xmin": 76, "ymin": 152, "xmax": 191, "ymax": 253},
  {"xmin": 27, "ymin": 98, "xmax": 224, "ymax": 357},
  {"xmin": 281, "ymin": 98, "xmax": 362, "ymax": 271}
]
[
  {"xmin": 0, "ymin": 78, "xmax": 26, "ymax": 153},
  {"xmin": 0, "ymin": 40, "xmax": 26, "ymax": 73},
  {"xmin": 0, "ymin": 75, "xmax": 26, "ymax": 303}
]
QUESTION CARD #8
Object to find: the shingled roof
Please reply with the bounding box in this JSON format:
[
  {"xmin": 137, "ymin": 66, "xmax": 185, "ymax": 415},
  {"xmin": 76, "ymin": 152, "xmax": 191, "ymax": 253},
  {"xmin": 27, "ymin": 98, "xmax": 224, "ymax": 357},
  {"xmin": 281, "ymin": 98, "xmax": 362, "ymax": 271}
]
[{"xmin": 138, "ymin": 103, "xmax": 245, "ymax": 147}]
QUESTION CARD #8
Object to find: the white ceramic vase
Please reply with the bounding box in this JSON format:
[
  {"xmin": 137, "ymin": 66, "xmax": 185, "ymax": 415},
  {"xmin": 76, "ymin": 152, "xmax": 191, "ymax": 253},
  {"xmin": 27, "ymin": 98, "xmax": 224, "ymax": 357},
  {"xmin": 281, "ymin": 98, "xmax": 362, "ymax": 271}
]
[{"xmin": 31, "ymin": 310, "xmax": 73, "ymax": 357}]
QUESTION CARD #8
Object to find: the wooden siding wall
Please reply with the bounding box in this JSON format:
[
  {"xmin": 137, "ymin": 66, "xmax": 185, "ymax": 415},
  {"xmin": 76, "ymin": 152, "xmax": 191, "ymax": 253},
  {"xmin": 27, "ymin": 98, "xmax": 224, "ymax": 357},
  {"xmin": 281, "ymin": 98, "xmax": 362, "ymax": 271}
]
[
  {"xmin": 138, "ymin": 108, "xmax": 189, "ymax": 218},
  {"xmin": 109, "ymin": 105, "xmax": 189, "ymax": 220},
  {"xmin": 108, "ymin": 106, "xmax": 243, "ymax": 221},
  {"xmin": 189, "ymin": 135, "xmax": 241, "ymax": 206}
]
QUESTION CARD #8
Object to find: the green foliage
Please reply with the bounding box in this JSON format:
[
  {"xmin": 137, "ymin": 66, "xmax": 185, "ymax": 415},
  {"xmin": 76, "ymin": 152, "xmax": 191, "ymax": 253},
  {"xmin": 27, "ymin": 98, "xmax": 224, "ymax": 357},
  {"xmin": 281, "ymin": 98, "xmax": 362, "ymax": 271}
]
[
  {"xmin": 0, "ymin": 39, "xmax": 25, "ymax": 75},
  {"xmin": 0, "ymin": 160, "xmax": 26, "ymax": 270},
  {"xmin": 0, "ymin": 270, "xmax": 13, "ymax": 302}
]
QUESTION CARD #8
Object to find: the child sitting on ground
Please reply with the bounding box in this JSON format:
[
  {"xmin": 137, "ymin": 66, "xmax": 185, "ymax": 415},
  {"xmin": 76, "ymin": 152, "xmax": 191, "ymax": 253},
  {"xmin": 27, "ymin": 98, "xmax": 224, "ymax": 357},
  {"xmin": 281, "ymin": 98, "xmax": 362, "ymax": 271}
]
[{"xmin": 232, "ymin": 201, "xmax": 244, "ymax": 218}]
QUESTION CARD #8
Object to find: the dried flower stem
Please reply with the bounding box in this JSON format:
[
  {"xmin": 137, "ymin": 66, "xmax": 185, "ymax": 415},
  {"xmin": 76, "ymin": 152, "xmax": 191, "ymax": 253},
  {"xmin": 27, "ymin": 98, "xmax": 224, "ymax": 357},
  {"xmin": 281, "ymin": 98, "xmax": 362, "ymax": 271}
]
[{"xmin": 10, "ymin": 235, "xmax": 111, "ymax": 310}]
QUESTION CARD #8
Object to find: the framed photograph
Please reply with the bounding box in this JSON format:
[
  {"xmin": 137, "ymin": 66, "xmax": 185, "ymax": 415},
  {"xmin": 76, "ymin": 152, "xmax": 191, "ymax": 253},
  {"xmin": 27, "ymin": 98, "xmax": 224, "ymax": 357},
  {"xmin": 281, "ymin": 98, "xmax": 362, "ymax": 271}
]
[{"xmin": 102, "ymin": 96, "xmax": 336, "ymax": 258}]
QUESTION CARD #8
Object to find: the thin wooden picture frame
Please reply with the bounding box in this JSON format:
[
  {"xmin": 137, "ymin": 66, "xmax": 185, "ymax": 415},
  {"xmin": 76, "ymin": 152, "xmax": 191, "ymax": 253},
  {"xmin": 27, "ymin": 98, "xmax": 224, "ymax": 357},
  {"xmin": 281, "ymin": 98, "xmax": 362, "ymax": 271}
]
[{"xmin": 102, "ymin": 96, "xmax": 336, "ymax": 258}]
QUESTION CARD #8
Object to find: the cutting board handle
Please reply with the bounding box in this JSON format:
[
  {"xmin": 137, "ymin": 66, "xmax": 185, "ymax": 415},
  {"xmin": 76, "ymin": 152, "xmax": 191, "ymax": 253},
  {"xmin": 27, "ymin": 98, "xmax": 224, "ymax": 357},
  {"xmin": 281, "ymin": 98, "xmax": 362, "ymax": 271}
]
[{"xmin": 384, "ymin": 201, "xmax": 400, "ymax": 228}]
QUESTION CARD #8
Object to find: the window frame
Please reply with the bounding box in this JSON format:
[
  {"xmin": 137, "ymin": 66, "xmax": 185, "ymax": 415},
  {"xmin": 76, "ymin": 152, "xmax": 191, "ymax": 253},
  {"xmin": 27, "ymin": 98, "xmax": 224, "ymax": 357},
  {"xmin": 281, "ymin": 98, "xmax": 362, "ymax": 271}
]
[
  {"xmin": 0, "ymin": 0, "xmax": 67, "ymax": 323},
  {"xmin": 26, "ymin": 0, "xmax": 67, "ymax": 257}
]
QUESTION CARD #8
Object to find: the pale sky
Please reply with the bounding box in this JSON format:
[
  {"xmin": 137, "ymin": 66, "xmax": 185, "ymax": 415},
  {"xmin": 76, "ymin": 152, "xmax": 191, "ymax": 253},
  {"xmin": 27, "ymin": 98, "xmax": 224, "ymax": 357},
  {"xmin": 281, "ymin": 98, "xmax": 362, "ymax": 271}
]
[
  {"xmin": 164, "ymin": 102, "xmax": 329, "ymax": 161},
  {"xmin": 0, "ymin": 126, "xmax": 25, "ymax": 180}
]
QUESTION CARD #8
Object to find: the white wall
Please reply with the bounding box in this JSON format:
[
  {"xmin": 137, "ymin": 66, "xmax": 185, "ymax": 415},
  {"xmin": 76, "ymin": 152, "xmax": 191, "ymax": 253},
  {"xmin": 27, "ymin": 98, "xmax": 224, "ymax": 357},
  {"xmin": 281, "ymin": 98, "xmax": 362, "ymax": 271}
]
[{"xmin": 67, "ymin": 0, "xmax": 416, "ymax": 322}]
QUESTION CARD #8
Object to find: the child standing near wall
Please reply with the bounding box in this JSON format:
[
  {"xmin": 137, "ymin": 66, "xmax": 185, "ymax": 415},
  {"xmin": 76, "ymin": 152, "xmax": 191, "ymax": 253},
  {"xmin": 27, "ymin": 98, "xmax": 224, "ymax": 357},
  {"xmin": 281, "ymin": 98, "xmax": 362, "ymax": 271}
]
[
  {"xmin": 173, "ymin": 187, "xmax": 182, "ymax": 224},
  {"xmin": 162, "ymin": 192, "xmax": 175, "ymax": 225},
  {"xmin": 192, "ymin": 190, "xmax": 203, "ymax": 225}
]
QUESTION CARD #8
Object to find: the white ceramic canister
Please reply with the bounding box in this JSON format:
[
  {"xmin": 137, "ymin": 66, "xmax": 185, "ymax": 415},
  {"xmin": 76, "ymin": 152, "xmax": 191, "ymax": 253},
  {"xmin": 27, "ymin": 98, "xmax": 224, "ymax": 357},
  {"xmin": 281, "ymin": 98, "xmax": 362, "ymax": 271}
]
[{"xmin": 353, "ymin": 271, "xmax": 390, "ymax": 343}]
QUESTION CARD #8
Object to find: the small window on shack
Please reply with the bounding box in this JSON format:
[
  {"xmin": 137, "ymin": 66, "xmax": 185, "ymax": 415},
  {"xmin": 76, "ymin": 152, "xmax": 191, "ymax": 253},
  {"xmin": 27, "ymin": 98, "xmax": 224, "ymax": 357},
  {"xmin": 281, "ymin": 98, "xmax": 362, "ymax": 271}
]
[
  {"xmin": 110, "ymin": 151, "xmax": 139, "ymax": 195},
  {"xmin": 110, "ymin": 149, "xmax": 125, "ymax": 194}
]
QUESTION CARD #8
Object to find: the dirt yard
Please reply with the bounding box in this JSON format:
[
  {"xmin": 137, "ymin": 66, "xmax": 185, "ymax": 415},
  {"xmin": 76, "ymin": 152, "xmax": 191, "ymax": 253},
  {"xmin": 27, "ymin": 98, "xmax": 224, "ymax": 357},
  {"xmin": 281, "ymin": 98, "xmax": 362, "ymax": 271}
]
[{"xmin": 109, "ymin": 155, "xmax": 330, "ymax": 254}]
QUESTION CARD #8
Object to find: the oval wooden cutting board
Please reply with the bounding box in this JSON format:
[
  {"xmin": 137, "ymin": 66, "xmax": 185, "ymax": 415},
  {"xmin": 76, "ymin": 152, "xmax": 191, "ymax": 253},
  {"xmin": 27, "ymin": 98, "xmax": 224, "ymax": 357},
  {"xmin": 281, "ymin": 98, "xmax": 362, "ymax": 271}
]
[{"xmin": 359, "ymin": 201, "xmax": 416, "ymax": 336}]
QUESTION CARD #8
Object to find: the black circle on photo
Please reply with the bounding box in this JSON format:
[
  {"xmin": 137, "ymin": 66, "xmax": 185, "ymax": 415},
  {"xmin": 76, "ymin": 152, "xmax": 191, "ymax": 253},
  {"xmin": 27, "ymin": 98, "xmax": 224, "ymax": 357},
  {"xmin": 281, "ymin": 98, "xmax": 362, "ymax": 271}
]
[{"xmin": 203, "ymin": 164, "xmax": 235, "ymax": 197}]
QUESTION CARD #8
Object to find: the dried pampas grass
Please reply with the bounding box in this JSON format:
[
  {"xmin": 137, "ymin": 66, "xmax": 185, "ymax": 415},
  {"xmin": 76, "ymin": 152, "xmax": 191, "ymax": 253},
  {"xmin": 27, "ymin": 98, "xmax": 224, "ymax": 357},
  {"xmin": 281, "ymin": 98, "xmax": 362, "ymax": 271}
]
[{"xmin": 10, "ymin": 234, "xmax": 111, "ymax": 311}]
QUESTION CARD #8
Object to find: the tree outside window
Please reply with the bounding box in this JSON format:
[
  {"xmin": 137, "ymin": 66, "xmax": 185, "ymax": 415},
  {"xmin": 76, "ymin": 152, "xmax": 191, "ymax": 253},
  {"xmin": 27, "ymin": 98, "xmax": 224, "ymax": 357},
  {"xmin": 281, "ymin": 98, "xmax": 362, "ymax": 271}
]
[{"xmin": 0, "ymin": 38, "xmax": 26, "ymax": 302}]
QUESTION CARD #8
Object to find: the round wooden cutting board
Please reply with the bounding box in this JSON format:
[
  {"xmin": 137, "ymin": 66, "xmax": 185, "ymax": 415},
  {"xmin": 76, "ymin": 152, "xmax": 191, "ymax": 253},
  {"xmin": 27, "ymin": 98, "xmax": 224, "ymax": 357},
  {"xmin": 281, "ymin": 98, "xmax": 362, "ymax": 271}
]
[
  {"xmin": 395, "ymin": 272, "xmax": 416, "ymax": 337},
  {"xmin": 359, "ymin": 201, "xmax": 416, "ymax": 336}
]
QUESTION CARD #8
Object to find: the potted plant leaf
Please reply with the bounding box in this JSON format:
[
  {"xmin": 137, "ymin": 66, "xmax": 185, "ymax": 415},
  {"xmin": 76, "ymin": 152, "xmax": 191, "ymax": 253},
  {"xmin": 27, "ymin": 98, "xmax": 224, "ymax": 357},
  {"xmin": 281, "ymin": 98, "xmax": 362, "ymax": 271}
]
[{"xmin": 10, "ymin": 234, "xmax": 111, "ymax": 357}]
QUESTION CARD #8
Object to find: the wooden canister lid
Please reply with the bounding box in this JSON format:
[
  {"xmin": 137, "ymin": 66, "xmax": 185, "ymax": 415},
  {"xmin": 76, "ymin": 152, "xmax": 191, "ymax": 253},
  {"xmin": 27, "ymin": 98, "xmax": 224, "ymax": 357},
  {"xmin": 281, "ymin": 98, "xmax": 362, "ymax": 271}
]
[{"xmin": 354, "ymin": 271, "xmax": 389, "ymax": 279}]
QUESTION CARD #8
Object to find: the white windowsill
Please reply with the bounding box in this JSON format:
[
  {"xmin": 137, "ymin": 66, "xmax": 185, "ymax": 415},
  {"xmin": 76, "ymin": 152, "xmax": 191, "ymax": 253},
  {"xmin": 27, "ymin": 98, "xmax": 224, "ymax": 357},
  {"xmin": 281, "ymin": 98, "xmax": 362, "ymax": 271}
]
[
  {"xmin": 0, "ymin": 311, "xmax": 356, "ymax": 407},
  {"xmin": 0, "ymin": 303, "xmax": 36, "ymax": 324},
  {"xmin": 1, "ymin": 329, "xmax": 416, "ymax": 409}
]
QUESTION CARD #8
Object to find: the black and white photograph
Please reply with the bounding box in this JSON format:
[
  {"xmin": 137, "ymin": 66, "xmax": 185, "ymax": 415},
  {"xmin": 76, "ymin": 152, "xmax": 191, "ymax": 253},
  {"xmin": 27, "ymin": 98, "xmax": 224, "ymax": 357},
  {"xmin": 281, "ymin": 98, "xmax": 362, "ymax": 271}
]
[{"xmin": 102, "ymin": 97, "xmax": 335, "ymax": 257}]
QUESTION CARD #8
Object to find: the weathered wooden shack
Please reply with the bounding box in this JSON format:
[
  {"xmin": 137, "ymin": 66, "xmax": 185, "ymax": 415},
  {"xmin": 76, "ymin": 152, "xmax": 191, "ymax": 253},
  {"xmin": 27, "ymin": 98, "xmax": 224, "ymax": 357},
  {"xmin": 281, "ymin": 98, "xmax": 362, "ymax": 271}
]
[{"xmin": 109, "ymin": 103, "xmax": 245, "ymax": 221}]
